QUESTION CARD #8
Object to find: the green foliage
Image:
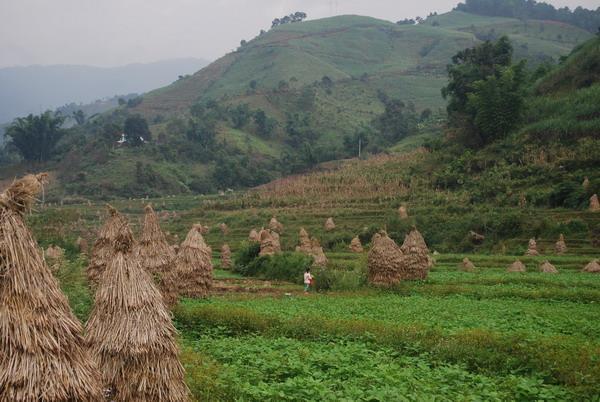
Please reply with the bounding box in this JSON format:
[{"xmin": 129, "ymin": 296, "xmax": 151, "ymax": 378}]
[
  {"xmin": 234, "ymin": 251, "xmax": 313, "ymax": 283},
  {"xmin": 233, "ymin": 241, "xmax": 261, "ymax": 273},
  {"xmin": 124, "ymin": 114, "xmax": 151, "ymax": 146},
  {"xmin": 6, "ymin": 111, "xmax": 64, "ymax": 162}
]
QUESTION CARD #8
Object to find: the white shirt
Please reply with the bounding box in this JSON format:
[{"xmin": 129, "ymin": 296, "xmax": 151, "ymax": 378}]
[{"xmin": 304, "ymin": 272, "xmax": 312, "ymax": 284}]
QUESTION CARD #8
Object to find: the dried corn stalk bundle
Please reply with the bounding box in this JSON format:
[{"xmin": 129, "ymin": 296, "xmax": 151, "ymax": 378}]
[
  {"xmin": 295, "ymin": 228, "xmax": 312, "ymax": 253},
  {"xmin": 86, "ymin": 205, "xmax": 129, "ymax": 286},
  {"xmin": 248, "ymin": 229, "xmax": 260, "ymax": 242},
  {"xmin": 590, "ymin": 194, "xmax": 599, "ymax": 212},
  {"xmin": 460, "ymin": 257, "xmax": 476, "ymax": 272},
  {"xmin": 0, "ymin": 173, "xmax": 102, "ymax": 401},
  {"xmin": 219, "ymin": 222, "xmax": 229, "ymax": 235},
  {"xmin": 136, "ymin": 205, "xmax": 176, "ymax": 286},
  {"xmin": 507, "ymin": 260, "xmax": 527, "ymax": 272},
  {"xmin": 539, "ymin": 260, "xmax": 558, "ymax": 274},
  {"xmin": 367, "ymin": 232, "xmax": 404, "ymax": 286},
  {"xmin": 349, "ymin": 236, "xmax": 363, "ymax": 253},
  {"xmin": 324, "ymin": 217, "xmax": 336, "ymax": 231},
  {"xmin": 259, "ymin": 229, "xmax": 280, "ymax": 256},
  {"xmin": 221, "ymin": 244, "xmax": 232, "ymax": 269},
  {"xmin": 401, "ymin": 228, "xmax": 434, "ymax": 270},
  {"xmin": 583, "ymin": 259, "xmax": 600, "ymax": 273},
  {"xmin": 269, "ymin": 216, "xmax": 284, "ymax": 233},
  {"xmin": 554, "ymin": 234, "xmax": 567, "ymax": 254},
  {"xmin": 163, "ymin": 224, "xmax": 213, "ymax": 306},
  {"xmin": 45, "ymin": 244, "xmax": 65, "ymax": 271},
  {"xmin": 310, "ymin": 238, "xmax": 328, "ymax": 267},
  {"xmin": 398, "ymin": 205, "xmax": 408, "ymax": 219},
  {"xmin": 85, "ymin": 220, "xmax": 190, "ymax": 402},
  {"xmin": 76, "ymin": 236, "xmax": 89, "ymax": 254},
  {"xmin": 525, "ymin": 238, "xmax": 539, "ymax": 256}
]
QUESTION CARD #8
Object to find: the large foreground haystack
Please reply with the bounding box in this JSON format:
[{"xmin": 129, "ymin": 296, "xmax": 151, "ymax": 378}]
[
  {"xmin": 0, "ymin": 173, "xmax": 102, "ymax": 401},
  {"xmin": 582, "ymin": 259, "xmax": 600, "ymax": 273},
  {"xmin": 86, "ymin": 205, "xmax": 129, "ymax": 286},
  {"xmin": 248, "ymin": 229, "xmax": 260, "ymax": 242},
  {"xmin": 324, "ymin": 217, "xmax": 336, "ymax": 231},
  {"xmin": 368, "ymin": 232, "xmax": 404, "ymax": 285},
  {"xmin": 460, "ymin": 257, "xmax": 476, "ymax": 272},
  {"xmin": 591, "ymin": 194, "xmax": 600, "ymax": 212},
  {"xmin": 349, "ymin": 236, "xmax": 363, "ymax": 253},
  {"xmin": 259, "ymin": 229, "xmax": 281, "ymax": 256},
  {"xmin": 507, "ymin": 260, "xmax": 527, "ymax": 272},
  {"xmin": 163, "ymin": 225, "xmax": 213, "ymax": 305},
  {"xmin": 539, "ymin": 260, "xmax": 558, "ymax": 274},
  {"xmin": 401, "ymin": 228, "xmax": 434, "ymax": 269},
  {"xmin": 525, "ymin": 238, "xmax": 539, "ymax": 256},
  {"xmin": 554, "ymin": 234, "xmax": 567, "ymax": 254},
  {"xmin": 269, "ymin": 216, "xmax": 283, "ymax": 233},
  {"xmin": 136, "ymin": 204, "xmax": 176, "ymax": 283},
  {"xmin": 221, "ymin": 244, "xmax": 232, "ymax": 269},
  {"xmin": 85, "ymin": 219, "xmax": 189, "ymax": 401}
]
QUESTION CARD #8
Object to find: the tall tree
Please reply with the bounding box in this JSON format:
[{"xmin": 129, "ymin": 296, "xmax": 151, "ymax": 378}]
[
  {"xmin": 6, "ymin": 111, "xmax": 64, "ymax": 163},
  {"xmin": 124, "ymin": 115, "xmax": 151, "ymax": 146}
]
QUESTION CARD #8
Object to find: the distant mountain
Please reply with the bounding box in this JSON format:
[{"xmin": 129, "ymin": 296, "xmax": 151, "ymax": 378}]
[{"xmin": 0, "ymin": 58, "xmax": 209, "ymax": 124}]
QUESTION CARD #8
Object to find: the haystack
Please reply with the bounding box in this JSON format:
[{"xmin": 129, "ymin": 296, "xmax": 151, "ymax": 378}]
[
  {"xmin": 219, "ymin": 222, "xmax": 229, "ymax": 235},
  {"xmin": 367, "ymin": 232, "xmax": 404, "ymax": 285},
  {"xmin": 269, "ymin": 216, "xmax": 283, "ymax": 233},
  {"xmin": 76, "ymin": 236, "xmax": 89, "ymax": 254},
  {"xmin": 401, "ymin": 227, "xmax": 434, "ymax": 269},
  {"xmin": 554, "ymin": 234, "xmax": 567, "ymax": 254},
  {"xmin": 295, "ymin": 227, "xmax": 312, "ymax": 253},
  {"xmin": 86, "ymin": 205, "xmax": 129, "ymax": 286},
  {"xmin": 349, "ymin": 236, "xmax": 364, "ymax": 253},
  {"xmin": 85, "ymin": 219, "xmax": 190, "ymax": 401},
  {"xmin": 198, "ymin": 224, "xmax": 210, "ymax": 235},
  {"xmin": 398, "ymin": 205, "xmax": 408, "ymax": 219},
  {"xmin": 248, "ymin": 228, "xmax": 260, "ymax": 242},
  {"xmin": 259, "ymin": 229, "xmax": 280, "ymax": 256},
  {"xmin": 582, "ymin": 176, "xmax": 590, "ymax": 190},
  {"xmin": 136, "ymin": 204, "xmax": 176, "ymax": 284},
  {"xmin": 525, "ymin": 238, "xmax": 539, "ymax": 256},
  {"xmin": 539, "ymin": 260, "xmax": 558, "ymax": 274},
  {"xmin": 591, "ymin": 194, "xmax": 600, "ymax": 212},
  {"xmin": 582, "ymin": 259, "xmax": 600, "ymax": 273},
  {"xmin": 0, "ymin": 173, "xmax": 102, "ymax": 401},
  {"xmin": 310, "ymin": 238, "xmax": 328, "ymax": 267},
  {"xmin": 221, "ymin": 244, "xmax": 232, "ymax": 269},
  {"xmin": 507, "ymin": 260, "xmax": 527, "ymax": 272},
  {"xmin": 162, "ymin": 224, "xmax": 213, "ymax": 305},
  {"xmin": 45, "ymin": 244, "xmax": 65, "ymax": 272},
  {"xmin": 324, "ymin": 217, "xmax": 336, "ymax": 231},
  {"xmin": 460, "ymin": 257, "xmax": 476, "ymax": 272},
  {"xmin": 518, "ymin": 193, "xmax": 527, "ymax": 208}
]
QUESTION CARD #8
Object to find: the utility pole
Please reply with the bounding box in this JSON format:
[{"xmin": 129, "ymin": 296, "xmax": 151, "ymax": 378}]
[{"xmin": 358, "ymin": 138, "xmax": 362, "ymax": 159}]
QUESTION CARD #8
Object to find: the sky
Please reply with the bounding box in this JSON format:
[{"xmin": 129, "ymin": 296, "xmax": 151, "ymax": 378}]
[{"xmin": 1, "ymin": 0, "xmax": 598, "ymax": 68}]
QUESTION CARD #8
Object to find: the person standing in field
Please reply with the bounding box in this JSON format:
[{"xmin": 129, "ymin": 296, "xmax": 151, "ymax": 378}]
[{"xmin": 304, "ymin": 268, "xmax": 313, "ymax": 294}]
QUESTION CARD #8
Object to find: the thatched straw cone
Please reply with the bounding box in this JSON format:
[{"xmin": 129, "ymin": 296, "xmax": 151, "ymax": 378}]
[
  {"xmin": 398, "ymin": 205, "xmax": 408, "ymax": 219},
  {"xmin": 295, "ymin": 228, "xmax": 312, "ymax": 253},
  {"xmin": 525, "ymin": 238, "xmax": 539, "ymax": 256},
  {"xmin": 554, "ymin": 234, "xmax": 567, "ymax": 254},
  {"xmin": 539, "ymin": 260, "xmax": 558, "ymax": 274},
  {"xmin": 349, "ymin": 236, "xmax": 363, "ymax": 253},
  {"xmin": 87, "ymin": 205, "xmax": 129, "ymax": 286},
  {"xmin": 310, "ymin": 238, "xmax": 328, "ymax": 267},
  {"xmin": 0, "ymin": 174, "xmax": 102, "ymax": 401},
  {"xmin": 219, "ymin": 222, "xmax": 229, "ymax": 235},
  {"xmin": 401, "ymin": 228, "xmax": 434, "ymax": 270},
  {"xmin": 248, "ymin": 229, "xmax": 260, "ymax": 242},
  {"xmin": 163, "ymin": 225, "xmax": 213, "ymax": 305},
  {"xmin": 324, "ymin": 217, "xmax": 336, "ymax": 231},
  {"xmin": 199, "ymin": 224, "xmax": 210, "ymax": 235},
  {"xmin": 76, "ymin": 236, "xmax": 89, "ymax": 254},
  {"xmin": 582, "ymin": 176, "xmax": 590, "ymax": 190},
  {"xmin": 507, "ymin": 260, "xmax": 527, "ymax": 272},
  {"xmin": 45, "ymin": 244, "xmax": 65, "ymax": 272},
  {"xmin": 590, "ymin": 194, "xmax": 600, "ymax": 212},
  {"xmin": 259, "ymin": 229, "xmax": 280, "ymax": 256},
  {"xmin": 221, "ymin": 244, "xmax": 232, "ymax": 269},
  {"xmin": 85, "ymin": 220, "xmax": 190, "ymax": 401},
  {"xmin": 367, "ymin": 232, "xmax": 404, "ymax": 286},
  {"xmin": 582, "ymin": 259, "xmax": 600, "ymax": 273},
  {"xmin": 136, "ymin": 205, "xmax": 176, "ymax": 285},
  {"xmin": 518, "ymin": 193, "xmax": 527, "ymax": 208},
  {"xmin": 269, "ymin": 217, "xmax": 283, "ymax": 233},
  {"xmin": 460, "ymin": 257, "xmax": 476, "ymax": 272}
]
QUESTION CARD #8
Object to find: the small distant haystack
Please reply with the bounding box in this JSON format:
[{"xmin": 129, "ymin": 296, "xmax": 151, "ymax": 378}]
[
  {"xmin": 469, "ymin": 231, "xmax": 485, "ymax": 245},
  {"xmin": 295, "ymin": 228, "xmax": 312, "ymax": 253},
  {"xmin": 518, "ymin": 193, "xmax": 527, "ymax": 208},
  {"xmin": 554, "ymin": 234, "xmax": 567, "ymax": 254},
  {"xmin": 259, "ymin": 229, "xmax": 280, "ymax": 256},
  {"xmin": 87, "ymin": 205, "xmax": 129, "ymax": 286},
  {"xmin": 590, "ymin": 194, "xmax": 600, "ymax": 212},
  {"xmin": 219, "ymin": 222, "xmax": 229, "ymax": 235},
  {"xmin": 368, "ymin": 232, "xmax": 404, "ymax": 285},
  {"xmin": 401, "ymin": 227, "xmax": 434, "ymax": 269},
  {"xmin": 163, "ymin": 225, "xmax": 213, "ymax": 305},
  {"xmin": 349, "ymin": 236, "xmax": 364, "ymax": 253},
  {"xmin": 76, "ymin": 236, "xmax": 89, "ymax": 254},
  {"xmin": 324, "ymin": 217, "xmax": 336, "ymax": 231},
  {"xmin": 269, "ymin": 216, "xmax": 283, "ymax": 233},
  {"xmin": 136, "ymin": 204, "xmax": 176, "ymax": 284},
  {"xmin": 85, "ymin": 220, "xmax": 190, "ymax": 401},
  {"xmin": 0, "ymin": 173, "xmax": 102, "ymax": 401},
  {"xmin": 460, "ymin": 257, "xmax": 476, "ymax": 272},
  {"xmin": 198, "ymin": 224, "xmax": 210, "ymax": 235},
  {"xmin": 539, "ymin": 260, "xmax": 558, "ymax": 274},
  {"xmin": 582, "ymin": 259, "xmax": 600, "ymax": 273},
  {"xmin": 248, "ymin": 229, "xmax": 260, "ymax": 242},
  {"xmin": 525, "ymin": 238, "xmax": 539, "ymax": 256},
  {"xmin": 221, "ymin": 244, "xmax": 232, "ymax": 269},
  {"xmin": 507, "ymin": 260, "xmax": 527, "ymax": 272},
  {"xmin": 582, "ymin": 176, "xmax": 590, "ymax": 190},
  {"xmin": 310, "ymin": 238, "xmax": 328, "ymax": 267},
  {"xmin": 398, "ymin": 205, "xmax": 408, "ymax": 219},
  {"xmin": 45, "ymin": 245, "xmax": 65, "ymax": 272}
]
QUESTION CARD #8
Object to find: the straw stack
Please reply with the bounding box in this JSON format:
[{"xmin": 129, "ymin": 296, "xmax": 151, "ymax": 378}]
[
  {"xmin": 399, "ymin": 228, "xmax": 431, "ymax": 279},
  {"xmin": 310, "ymin": 238, "xmax": 328, "ymax": 267},
  {"xmin": 460, "ymin": 257, "xmax": 476, "ymax": 272},
  {"xmin": 85, "ymin": 217, "xmax": 190, "ymax": 401},
  {"xmin": 136, "ymin": 204, "xmax": 176, "ymax": 286},
  {"xmin": 219, "ymin": 222, "xmax": 229, "ymax": 235},
  {"xmin": 269, "ymin": 217, "xmax": 283, "ymax": 233},
  {"xmin": 259, "ymin": 229, "xmax": 280, "ymax": 256},
  {"xmin": 582, "ymin": 176, "xmax": 590, "ymax": 190},
  {"xmin": 583, "ymin": 259, "xmax": 600, "ymax": 273},
  {"xmin": 76, "ymin": 236, "xmax": 89, "ymax": 254},
  {"xmin": 590, "ymin": 194, "xmax": 599, "ymax": 212},
  {"xmin": 507, "ymin": 260, "xmax": 527, "ymax": 272},
  {"xmin": 0, "ymin": 173, "xmax": 102, "ymax": 401},
  {"xmin": 45, "ymin": 244, "xmax": 65, "ymax": 271},
  {"xmin": 398, "ymin": 205, "xmax": 408, "ymax": 219},
  {"xmin": 248, "ymin": 229, "xmax": 260, "ymax": 242},
  {"xmin": 221, "ymin": 244, "xmax": 232, "ymax": 269},
  {"xmin": 295, "ymin": 228, "xmax": 312, "ymax": 253},
  {"xmin": 349, "ymin": 236, "xmax": 364, "ymax": 253},
  {"xmin": 525, "ymin": 238, "xmax": 539, "ymax": 256},
  {"xmin": 539, "ymin": 260, "xmax": 558, "ymax": 274},
  {"xmin": 367, "ymin": 232, "xmax": 404, "ymax": 286},
  {"xmin": 554, "ymin": 234, "xmax": 567, "ymax": 254},
  {"xmin": 163, "ymin": 224, "xmax": 213, "ymax": 306},
  {"xmin": 86, "ymin": 205, "xmax": 129, "ymax": 286},
  {"xmin": 324, "ymin": 217, "xmax": 336, "ymax": 231}
]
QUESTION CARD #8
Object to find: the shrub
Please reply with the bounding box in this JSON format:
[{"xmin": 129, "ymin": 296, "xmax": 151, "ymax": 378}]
[
  {"xmin": 233, "ymin": 241, "xmax": 260, "ymax": 276},
  {"xmin": 235, "ymin": 250, "xmax": 313, "ymax": 284}
]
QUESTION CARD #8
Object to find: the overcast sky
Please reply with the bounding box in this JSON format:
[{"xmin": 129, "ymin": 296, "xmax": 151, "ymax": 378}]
[{"xmin": 1, "ymin": 0, "xmax": 597, "ymax": 68}]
